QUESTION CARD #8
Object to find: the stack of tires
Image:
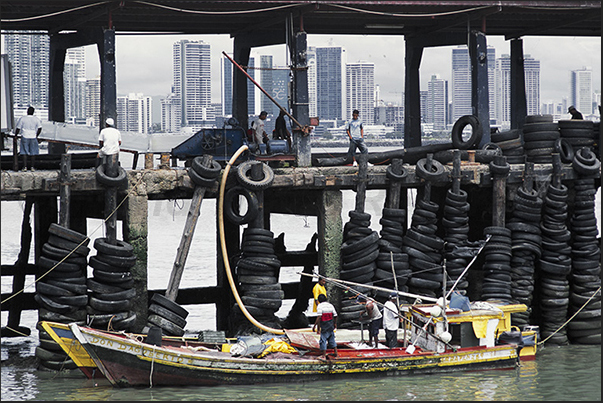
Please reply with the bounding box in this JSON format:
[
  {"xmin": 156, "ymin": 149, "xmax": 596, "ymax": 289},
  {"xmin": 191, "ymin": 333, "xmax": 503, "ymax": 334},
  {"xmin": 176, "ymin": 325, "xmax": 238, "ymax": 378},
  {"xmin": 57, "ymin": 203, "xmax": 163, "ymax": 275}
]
[
  {"xmin": 339, "ymin": 210, "xmax": 379, "ymax": 328},
  {"xmin": 144, "ymin": 293, "xmax": 188, "ymax": 337},
  {"xmin": 480, "ymin": 226, "xmax": 513, "ymax": 302},
  {"xmin": 442, "ymin": 188, "xmax": 471, "ymax": 296},
  {"xmin": 558, "ymin": 119, "xmax": 595, "ymax": 155},
  {"xmin": 373, "ymin": 206, "xmax": 410, "ymax": 301},
  {"xmin": 567, "ymin": 175, "xmax": 601, "ymax": 345},
  {"xmin": 35, "ymin": 223, "xmax": 89, "ymax": 371},
  {"xmin": 522, "ymin": 115, "xmax": 559, "ymax": 164},
  {"xmin": 232, "ymin": 228, "xmax": 283, "ymax": 333},
  {"xmin": 507, "ymin": 187, "xmax": 544, "ymax": 327},
  {"xmin": 87, "ymin": 237, "xmax": 137, "ymax": 332},
  {"xmin": 536, "ymin": 182, "xmax": 572, "ymax": 345},
  {"xmin": 403, "ymin": 197, "xmax": 445, "ymax": 299},
  {"xmin": 490, "ymin": 129, "xmax": 524, "ymax": 164}
]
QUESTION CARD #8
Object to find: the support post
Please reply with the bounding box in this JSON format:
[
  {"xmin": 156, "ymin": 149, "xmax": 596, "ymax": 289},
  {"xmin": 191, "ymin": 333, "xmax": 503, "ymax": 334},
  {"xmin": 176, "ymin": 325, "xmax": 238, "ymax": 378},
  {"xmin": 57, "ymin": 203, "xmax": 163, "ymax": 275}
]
[
  {"xmin": 491, "ymin": 155, "xmax": 509, "ymax": 227},
  {"xmin": 355, "ymin": 153, "xmax": 369, "ymax": 212},
  {"xmin": 291, "ymin": 29, "xmax": 311, "ymax": 167},
  {"xmin": 317, "ymin": 189, "xmax": 343, "ymax": 309},
  {"xmin": 58, "ymin": 154, "xmax": 72, "ymax": 228},
  {"xmin": 510, "ymin": 38, "xmax": 527, "ymax": 130},
  {"xmin": 404, "ymin": 40, "xmax": 424, "ymax": 148},
  {"xmin": 99, "ymin": 28, "xmax": 117, "ymax": 132},
  {"xmin": 469, "ymin": 30, "xmax": 491, "ymax": 146},
  {"xmin": 104, "ymin": 154, "xmax": 119, "ymax": 244},
  {"xmin": 386, "ymin": 158, "xmax": 404, "ymax": 209}
]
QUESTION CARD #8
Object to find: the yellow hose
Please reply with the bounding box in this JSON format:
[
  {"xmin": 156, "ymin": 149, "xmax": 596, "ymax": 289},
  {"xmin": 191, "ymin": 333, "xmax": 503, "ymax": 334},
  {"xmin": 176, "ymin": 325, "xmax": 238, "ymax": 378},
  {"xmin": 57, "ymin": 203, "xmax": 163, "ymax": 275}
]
[{"xmin": 217, "ymin": 146, "xmax": 285, "ymax": 335}]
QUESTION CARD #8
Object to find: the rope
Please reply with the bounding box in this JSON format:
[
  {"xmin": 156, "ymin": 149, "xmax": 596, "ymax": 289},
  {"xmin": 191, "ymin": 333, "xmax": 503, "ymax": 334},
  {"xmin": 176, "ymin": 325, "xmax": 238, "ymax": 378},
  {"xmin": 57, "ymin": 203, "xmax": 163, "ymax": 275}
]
[{"xmin": 537, "ymin": 286, "xmax": 602, "ymax": 346}]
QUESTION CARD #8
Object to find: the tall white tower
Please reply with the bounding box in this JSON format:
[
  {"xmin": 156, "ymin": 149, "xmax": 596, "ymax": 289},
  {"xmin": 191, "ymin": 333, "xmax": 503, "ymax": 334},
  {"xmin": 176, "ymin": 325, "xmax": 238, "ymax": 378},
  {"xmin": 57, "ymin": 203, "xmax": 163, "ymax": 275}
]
[
  {"xmin": 570, "ymin": 67, "xmax": 593, "ymax": 115},
  {"xmin": 346, "ymin": 61, "xmax": 375, "ymax": 124}
]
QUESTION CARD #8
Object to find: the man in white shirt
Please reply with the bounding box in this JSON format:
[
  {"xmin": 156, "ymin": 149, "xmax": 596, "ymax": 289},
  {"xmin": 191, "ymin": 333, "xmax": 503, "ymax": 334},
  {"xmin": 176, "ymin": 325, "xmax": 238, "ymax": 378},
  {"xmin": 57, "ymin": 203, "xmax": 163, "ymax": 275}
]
[
  {"xmin": 97, "ymin": 117, "xmax": 122, "ymax": 165},
  {"xmin": 252, "ymin": 111, "xmax": 268, "ymax": 154},
  {"xmin": 383, "ymin": 292, "xmax": 401, "ymax": 348},
  {"xmin": 313, "ymin": 293, "xmax": 338, "ymax": 358},
  {"xmin": 15, "ymin": 106, "xmax": 42, "ymax": 171}
]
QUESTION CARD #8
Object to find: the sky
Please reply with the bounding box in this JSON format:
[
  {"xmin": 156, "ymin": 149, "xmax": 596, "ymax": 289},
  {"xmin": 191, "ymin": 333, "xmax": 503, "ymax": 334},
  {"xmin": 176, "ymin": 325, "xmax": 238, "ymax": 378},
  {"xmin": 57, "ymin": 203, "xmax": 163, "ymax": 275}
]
[{"xmin": 86, "ymin": 34, "xmax": 600, "ymax": 108}]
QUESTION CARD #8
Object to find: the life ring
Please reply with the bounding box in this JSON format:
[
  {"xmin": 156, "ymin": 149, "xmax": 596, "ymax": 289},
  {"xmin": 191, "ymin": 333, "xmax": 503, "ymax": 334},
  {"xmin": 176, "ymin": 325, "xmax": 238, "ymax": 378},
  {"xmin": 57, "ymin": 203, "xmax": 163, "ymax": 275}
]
[
  {"xmin": 236, "ymin": 160, "xmax": 275, "ymax": 190},
  {"xmin": 224, "ymin": 186, "xmax": 259, "ymax": 225},
  {"xmin": 95, "ymin": 164, "xmax": 128, "ymax": 188},
  {"xmin": 451, "ymin": 115, "xmax": 482, "ymax": 149}
]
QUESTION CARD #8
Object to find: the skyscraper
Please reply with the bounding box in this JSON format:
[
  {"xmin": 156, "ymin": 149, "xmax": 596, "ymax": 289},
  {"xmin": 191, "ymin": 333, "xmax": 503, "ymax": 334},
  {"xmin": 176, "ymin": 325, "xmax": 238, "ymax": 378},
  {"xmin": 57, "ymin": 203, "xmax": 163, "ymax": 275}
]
[
  {"xmin": 173, "ymin": 39, "xmax": 212, "ymax": 129},
  {"xmin": 346, "ymin": 61, "xmax": 374, "ymax": 124},
  {"xmin": 117, "ymin": 93, "xmax": 152, "ymax": 133},
  {"xmin": 4, "ymin": 31, "xmax": 49, "ymax": 110},
  {"xmin": 451, "ymin": 46, "xmax": 495, "ymax": 122},
  {"xmin": 316, "ymin": 46, "xmax": 346, "ymax": 121},
  {"xmin": 260, "ymin": 55, "xmax": 274, "ymax": 114},
  {"xmin": 307, "ymin": 46, "xmax": 317, "ymax": 118},
  {"xmin": 64, "ymin": 47, "xmax": 86, "ymax": 122},
  {"xmin": 570, "ymin": 67, "xmax": 593, "ymax": 115},
  {"xmin": 495, "ymin": 53, "xmax": 540, "ymax": 126},
  {"xmin": 221, "ymin": 55, "xmax": 233, "ymax": 116},
  {"xmin": 85, "ymin": 77, "xmax": 101, "ymax": 127},
  {"xmin": 426, "ymin": 74, "xmax": 448, "ymax": 130}
]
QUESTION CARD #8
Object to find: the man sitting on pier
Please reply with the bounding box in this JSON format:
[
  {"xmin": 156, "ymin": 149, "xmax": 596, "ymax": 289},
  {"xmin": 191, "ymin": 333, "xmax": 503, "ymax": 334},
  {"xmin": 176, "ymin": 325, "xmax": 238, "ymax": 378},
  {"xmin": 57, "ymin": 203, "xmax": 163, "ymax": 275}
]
[{"xmin": 97, "ymin": 117, "xmax": 122, "ymax": 166}]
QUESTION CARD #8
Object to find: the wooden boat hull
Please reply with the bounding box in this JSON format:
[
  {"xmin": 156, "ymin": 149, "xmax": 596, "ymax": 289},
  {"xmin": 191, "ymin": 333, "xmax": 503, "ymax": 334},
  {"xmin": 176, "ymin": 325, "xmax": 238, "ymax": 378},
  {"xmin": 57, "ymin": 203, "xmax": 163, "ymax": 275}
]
[{"xmin": 70, "ymin": 324, "xmax": 520, "ymax": 387}]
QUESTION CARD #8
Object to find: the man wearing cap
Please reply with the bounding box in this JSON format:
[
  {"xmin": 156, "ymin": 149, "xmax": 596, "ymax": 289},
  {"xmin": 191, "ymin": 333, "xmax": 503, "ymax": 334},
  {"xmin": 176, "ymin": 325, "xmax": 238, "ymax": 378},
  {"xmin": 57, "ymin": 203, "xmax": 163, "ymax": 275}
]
[
  {"xmin": 98, "ymin": 117, "xmax": 122, "ymax": 165},
  {"xmin": 383, "ymin": 292, "xmax": 401, "ymax": 348},
  {"xmin": 357, "ymin": 295, "xmax": 382, "ymax": 348},
  {"xmin": 15, "ymin": 106, "xmax": 43, "ymax": 171}
]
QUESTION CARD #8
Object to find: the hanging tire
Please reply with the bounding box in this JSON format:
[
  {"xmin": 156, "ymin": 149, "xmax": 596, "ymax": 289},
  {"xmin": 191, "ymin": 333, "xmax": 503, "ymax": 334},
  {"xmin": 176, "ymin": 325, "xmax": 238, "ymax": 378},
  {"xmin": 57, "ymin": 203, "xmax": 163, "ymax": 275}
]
[
  {"xmin": 147, "ymin": 314, "xmax": 185, "ymax": 337},
  {"xmin": 96, "ymin": 164, "xmax": 128, "ymax": 188},
  {"xmin": 191, "ymin": 157, "xmax": 222, "ymax": 179},
  {"xmin": 188, "ymin": 166, "xmax": 217, "ymax": 188},
  {"xmin": 148, "ymin": 303, "xmax": 187, "ymax": 328},
  {"xmin": 48, "ymin": 223, "xmax": 89, "ymax": 246},
  {"xmin": 94, "ymin": 238, "xmax": 134, "ymax": 257},
  {"xmin": 236, "ymin": 160, "xmax": 275, "ymax": 190},
  {"xmin": 224, "ymin": 186, "xmax": 259, "ymax": 225},
  {"xmin": 415, "ymin": 158, "xmax": 446, "ymax": 181},
  {"xmin": 451, "ymin": 115, "xmax": 483, "ymax": 149}
]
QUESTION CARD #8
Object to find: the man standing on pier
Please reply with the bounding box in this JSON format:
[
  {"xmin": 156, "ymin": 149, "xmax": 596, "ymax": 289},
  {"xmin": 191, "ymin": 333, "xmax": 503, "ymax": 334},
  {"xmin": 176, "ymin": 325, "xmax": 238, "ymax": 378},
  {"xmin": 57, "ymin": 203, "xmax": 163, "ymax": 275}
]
[
  {"xmin": 252, "ymin": 111, "xmax": 268, "ymax": 154},
  {"xmin": 345, "ymin": 109, "xmax": 368, "ymax": 165},
  {"xmin": 15, "ymin": 106, "xmax": 42, "ymax": 171}
]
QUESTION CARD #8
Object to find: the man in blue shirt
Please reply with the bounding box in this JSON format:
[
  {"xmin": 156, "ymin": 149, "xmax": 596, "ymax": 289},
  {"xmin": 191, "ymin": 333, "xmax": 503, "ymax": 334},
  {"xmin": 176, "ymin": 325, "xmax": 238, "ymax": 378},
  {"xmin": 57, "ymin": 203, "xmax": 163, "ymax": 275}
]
[{"xmin": 345, "ymin": 109, "xmax": 368, "ymax": 164}]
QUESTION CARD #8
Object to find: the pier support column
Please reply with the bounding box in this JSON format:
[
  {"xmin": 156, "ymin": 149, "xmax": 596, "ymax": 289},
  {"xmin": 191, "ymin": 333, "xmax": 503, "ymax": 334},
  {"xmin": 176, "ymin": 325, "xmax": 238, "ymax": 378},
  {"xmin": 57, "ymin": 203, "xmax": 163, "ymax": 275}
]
[
  {"xmin": 317, "ymin": 189, "xmax": 343, "ymax": 309},
  {"xmin": 123, "ymin": 191, "xmax": 149, "ymax": 332}
]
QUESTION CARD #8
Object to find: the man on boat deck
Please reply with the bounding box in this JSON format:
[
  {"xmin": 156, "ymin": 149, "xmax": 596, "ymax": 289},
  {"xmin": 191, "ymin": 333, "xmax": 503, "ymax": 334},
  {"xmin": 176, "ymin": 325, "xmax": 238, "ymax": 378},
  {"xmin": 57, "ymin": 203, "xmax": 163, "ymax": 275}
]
[
  {"xmin": 312, "ymin": 277, "xmax": 327, "ymax": 313},
  {"xmin": 357, "ymin": 295, "xmax": 382, "ymax": 348},
  {"xmin": 383, "ymin": 292, "xmax": 401, "ymax": 348},
  {"xmin": 312, "ymin": 293, "xmax": 338, "ymax": 358}
]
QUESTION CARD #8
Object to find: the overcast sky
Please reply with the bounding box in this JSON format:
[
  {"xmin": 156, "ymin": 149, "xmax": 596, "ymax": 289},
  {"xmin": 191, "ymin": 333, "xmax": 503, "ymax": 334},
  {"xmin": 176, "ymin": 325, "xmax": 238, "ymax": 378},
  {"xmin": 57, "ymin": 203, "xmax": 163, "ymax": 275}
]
[{"xmin": 85, "ymin": 34, "xmax": 600, "ymax": 108}]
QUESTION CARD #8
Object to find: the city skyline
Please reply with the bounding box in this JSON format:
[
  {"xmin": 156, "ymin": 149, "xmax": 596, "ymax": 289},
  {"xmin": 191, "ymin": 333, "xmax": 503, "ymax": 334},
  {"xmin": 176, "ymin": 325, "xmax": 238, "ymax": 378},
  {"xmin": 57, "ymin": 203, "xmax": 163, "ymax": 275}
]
[{"xmin": 83, "ymin": 34, "xmax": 600, "ymax": 107}]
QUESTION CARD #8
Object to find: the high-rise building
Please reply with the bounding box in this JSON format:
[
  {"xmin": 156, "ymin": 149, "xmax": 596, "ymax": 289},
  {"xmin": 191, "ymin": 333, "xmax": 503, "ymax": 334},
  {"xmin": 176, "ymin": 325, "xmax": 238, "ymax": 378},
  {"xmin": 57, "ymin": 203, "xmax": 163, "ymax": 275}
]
[
  {"xmin": 85, "ymin": 77, "xmax": 101, "ymax": 127},
  {"xmin": 316, "ymin": 46, "xmax": 346, "ymax": 121},
  {"xmin": 221, "ymin": 54, "xmax": 256, "ymax": 117},
  {"xmin": 451, "ymin": 46, "xmax": 495, "ymax": 122},
  {"xmin": 426, "ymin": 74, "xmax": 448, "ymax": 130},
  {"xmin": 3, "ymin": 31, "xmax": 49, "ymax": 110},
  {"xmin": 307, "ymin": 46, "xmax": 317, "ymax": 118},
  {"xmin": 64, "ymin": 47, "xmax": 86, "ymax": 122},
  {"xmin": 247, "ymin": 57, "xmax": 256, "ymax": 116},
  {"xmin": 271, "ymin": 69, "xmax": 290, "ymax": 117},
  {"xmin": 173, "ymin": 39, "xmax": 212, "ymax": 129},
  {"xmin": 260, "ymin": 55, "xmax": 274, "ymax": 114},
  {"xmin": 495, "ymin": 53, "xmax": 540, "ymax": 126},
  {"xmin": 570, "ymin": 67, "xmax": 593, "ymax": 115},
  {"xmin": 117, "ymin": 93, "xmax": 152, "ymax": 133},
  {"xmin": 161, "ymin": 92, "xmax": 180, "ymax": 132},
  {"xmin": 346, "ymin": 61, "xmax": 374, "ymax": 124}
]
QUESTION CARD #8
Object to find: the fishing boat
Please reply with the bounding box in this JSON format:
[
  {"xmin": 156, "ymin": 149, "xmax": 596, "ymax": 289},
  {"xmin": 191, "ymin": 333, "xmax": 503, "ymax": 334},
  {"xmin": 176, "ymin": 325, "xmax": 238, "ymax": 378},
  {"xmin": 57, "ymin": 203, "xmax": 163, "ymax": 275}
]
[{"xmin": 44, "ymin": 296, "xmax": 524, "ymax": 388}]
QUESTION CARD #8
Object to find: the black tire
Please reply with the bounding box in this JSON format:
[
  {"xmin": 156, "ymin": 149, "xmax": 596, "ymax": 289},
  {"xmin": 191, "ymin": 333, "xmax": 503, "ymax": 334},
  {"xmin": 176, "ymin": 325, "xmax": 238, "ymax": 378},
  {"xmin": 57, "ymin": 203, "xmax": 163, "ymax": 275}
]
[
  {"xmin": 96, "ymin": 164, "xmax": 128, "ymax": 188},
  {"xmin": 188, "ymin": 166, "xmax": 217, "ymax": 188},
  {"xmin": 150, "ymin": 293, "xmax": 189, "ymax": 319},
  {"xmin": 41, "ymin": 243, "xmax": 88, "ymax": 266},
  {"xmin": 47, "ymin": 235, "xmax": 90, "ymax": 256},
  {"xmin": 93, "ymin": 287, "xmax": 137, "ymax": 301},
  {"xmin": 386, "ymin": 165, "xmax": 408, "ymax": 181},
  {"xmin": 95, "ymin": 252, "xmax": 137, "ymax": 268},
  {"xmin": 451, "ymin": 115, "xmax": 483, "ymax": 150},
  {"xmin": 237, "ymin": 275, "xmax": 278, "ymax": 285},
  {"xmin": 89, "ymin": 255, "xmax": 131, "ymax": 273},
  {"xmin": 92, "ymin": 269, "xmax": 133, "ymax": 284},
  {"xmin": 192, "ymin": 157, "xmax": 222, "ymax": 179},
  {"xmin": 236, "ymin": 160, "xmax": 275, "ymax": 190},
  {"xmin": 46, "ymin": 279, "xmax": 87, "ymax": 294},
  {"xmin": 34, "ymin": 293, "xmax": 75, "ymax": 314},
  {"xmin": 415, "ymin": 158, "xmax": 446, "ymax": 181},
  {"xmin": 35, "ymin": 346, "xmax": 69, "ymax": 362},
  {"xmin": 148, "ymin": 303, "xmax": 187, "ymax": 328},
  {"xmin": 241, "ymin": 295, "xmax": 282, "ymax": 310},
  {"xmin": 36, "ymin": 281, "xmax": 75, "ymax": 297},
  {"xmin": 94, "ymin": 238, "xmax": 134, "ymax": 257},
  {"xmin": 48, "ymin": 223, "xmax": 90, "ymax": 246},
  {"xmin": 38, "ymin": 255, "xmax": 82, "ymax": 273},
  {"xmin": 147, "ymin": 314, "xmax": 186, "ymax": 337},
  {"xmin": 224, "ymin": 186, "xmax": 259, "ymax": 225},
  {"xmin": 89, "ymin": 295, "xmax": 132, "ymax": 313}
]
